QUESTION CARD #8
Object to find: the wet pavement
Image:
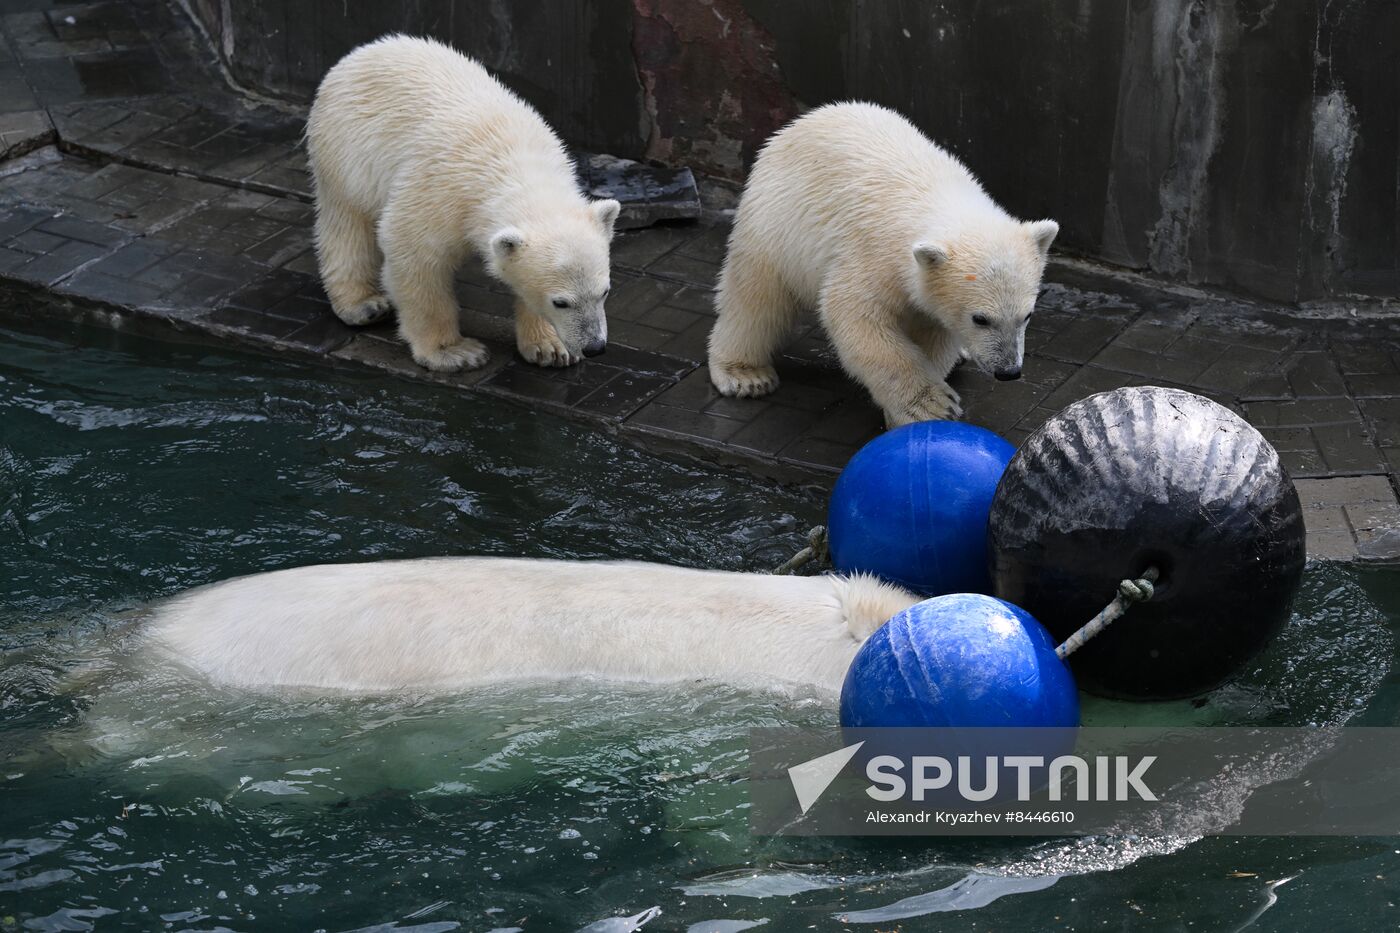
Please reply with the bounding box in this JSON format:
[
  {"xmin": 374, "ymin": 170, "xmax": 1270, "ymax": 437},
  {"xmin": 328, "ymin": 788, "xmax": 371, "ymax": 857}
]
[{"xmin": 0, "ymin": 0, "xmax": 1397, "ymax": 562}]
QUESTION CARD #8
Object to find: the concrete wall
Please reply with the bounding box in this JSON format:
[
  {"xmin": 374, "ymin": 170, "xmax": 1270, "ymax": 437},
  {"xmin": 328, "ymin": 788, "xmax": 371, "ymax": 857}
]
[{"xmin": 184, "ymin": 0, "xmax": 1400, "ymax": 305}]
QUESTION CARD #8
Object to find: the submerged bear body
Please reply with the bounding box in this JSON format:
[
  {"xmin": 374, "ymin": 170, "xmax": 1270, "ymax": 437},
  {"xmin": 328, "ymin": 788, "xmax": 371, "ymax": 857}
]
[{"xmin": 146, "ymin": 558, "xmax": 920, "ymax": 694}]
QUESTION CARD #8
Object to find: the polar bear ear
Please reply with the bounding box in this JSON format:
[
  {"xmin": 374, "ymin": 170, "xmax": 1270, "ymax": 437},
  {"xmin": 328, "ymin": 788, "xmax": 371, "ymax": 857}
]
[
  {"xmin": 591, "ymin": 199, "xmax": 621, "ymax": 236},
  {"xmin": 490, "ymin": 227, "xmax": 525, "ymax": 262},
  {"xmin": 1025, "ymin": 219, "xmax": 1060, "ymax": 258},
  {"xmin": 913, "ymin": 242, "xmax": 949, "ymax": 269}
]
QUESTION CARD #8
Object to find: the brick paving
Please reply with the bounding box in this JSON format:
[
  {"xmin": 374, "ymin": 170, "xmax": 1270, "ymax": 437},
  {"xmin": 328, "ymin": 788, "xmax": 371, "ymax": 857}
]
[{"xmin": 0, "ymin": 0, "xmax": 1396, "ymax": 563}]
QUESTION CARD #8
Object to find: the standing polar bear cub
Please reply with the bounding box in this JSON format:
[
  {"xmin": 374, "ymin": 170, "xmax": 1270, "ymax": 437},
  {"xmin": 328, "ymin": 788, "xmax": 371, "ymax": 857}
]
[
  {"xmin": 307, "ymin": 36, "xmax": 620, "ymax": 372},
  {"xmin": 709, "ymin": 102, "xmax": 1059, "ymax": 426}
]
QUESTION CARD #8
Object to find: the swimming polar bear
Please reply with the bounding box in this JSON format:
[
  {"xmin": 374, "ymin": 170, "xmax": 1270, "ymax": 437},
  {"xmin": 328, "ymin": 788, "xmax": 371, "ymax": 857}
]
[
  {"xmin": 708, "ymin": 101, "xmax": 1059, "ymax": 426},
  {"xmin": 145, "ymin": 558, "xmax": 920, "ymax": 694},
  {"xmin": 306, "ymin": 35, "xmax": 620, "ymax": 372}
]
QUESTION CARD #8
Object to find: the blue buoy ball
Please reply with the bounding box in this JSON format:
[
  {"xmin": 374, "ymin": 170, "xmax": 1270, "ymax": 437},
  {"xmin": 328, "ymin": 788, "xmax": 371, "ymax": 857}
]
[
  {"xmin": 840, "ymin": 594, "xmax": 1080, "ymax": 730},
  {"xmin": 828, "ymin": 421, "xmax": 1015, "ymax": 596}
]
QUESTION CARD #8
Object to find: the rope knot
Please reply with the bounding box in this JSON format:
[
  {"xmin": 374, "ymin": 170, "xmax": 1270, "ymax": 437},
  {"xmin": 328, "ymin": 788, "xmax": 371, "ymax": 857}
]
[
  {"xmin": 1118, "ymin": 576, "xmax": 1155, "ymax": 603},
  {"xmin": 1055, "ymin": 565, "xmax": 1161, "ymax": 660}
]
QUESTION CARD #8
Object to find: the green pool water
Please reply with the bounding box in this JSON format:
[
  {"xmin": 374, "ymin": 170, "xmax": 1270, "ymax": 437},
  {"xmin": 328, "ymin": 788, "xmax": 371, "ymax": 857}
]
[{"xmin": 2, "ymin": 318, "xmax": 1400, "ymax": 932}]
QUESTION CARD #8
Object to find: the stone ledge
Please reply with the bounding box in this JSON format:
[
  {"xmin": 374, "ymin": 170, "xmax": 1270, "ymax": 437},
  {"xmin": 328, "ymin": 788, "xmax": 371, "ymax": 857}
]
[{"xmin": 1295, "ymin": 476, "xmax": 1400, "ymax": 563}]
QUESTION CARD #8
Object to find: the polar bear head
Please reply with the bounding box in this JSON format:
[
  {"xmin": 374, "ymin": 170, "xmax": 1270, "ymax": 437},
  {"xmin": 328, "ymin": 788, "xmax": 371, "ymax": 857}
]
[
  {"xmin": 912, "ymin": 218, "xmax": 1059, "ymax": 381},
  {"xmin": 488, "ymin": 198, "xmax": 622, "ymax": 357}
]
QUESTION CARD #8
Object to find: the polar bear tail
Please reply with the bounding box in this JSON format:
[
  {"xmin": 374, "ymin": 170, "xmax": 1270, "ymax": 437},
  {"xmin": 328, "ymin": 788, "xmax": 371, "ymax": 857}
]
[{"xmin": 831, "ymin": 573, "xmax": 922, "ymax": 643}]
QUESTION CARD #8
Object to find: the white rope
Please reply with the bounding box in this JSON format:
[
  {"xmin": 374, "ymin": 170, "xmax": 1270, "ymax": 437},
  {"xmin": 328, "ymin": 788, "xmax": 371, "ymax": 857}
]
[
  {"xmin": 772, "ymin": 525, "xmax": 828, "ymax": 575},
  {"xmin": 1055, "ymin": 566, "xmax": 1161, "ymax": 659}
]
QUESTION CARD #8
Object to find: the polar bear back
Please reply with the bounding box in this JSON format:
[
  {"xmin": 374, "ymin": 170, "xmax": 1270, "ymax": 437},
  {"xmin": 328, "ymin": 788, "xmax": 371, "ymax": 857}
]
[
  {"xmin": 146, "ymin": 558, "xmax": 910, "ymax": 694},
  {"xmin": 735, "ymin": 101, "xmax": 1008, "ymax": 303},
  {"xmin": 306, "ymin": 34, "xmax": 576, "ymax": 217}
]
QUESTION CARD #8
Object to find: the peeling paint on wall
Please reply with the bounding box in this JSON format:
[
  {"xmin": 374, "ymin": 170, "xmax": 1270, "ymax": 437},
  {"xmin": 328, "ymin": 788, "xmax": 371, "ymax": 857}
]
[
  {"xmin": 477, "ymin": 0, "xmax": 524, "ymax": 74},
  {"xmin": 630, "ymin": 0, "xmax": 797, "ymax": 175},
  {"xmin": 1306, "ymin": 86, "xmax": 1358, "ymax": 292},
  {"xmin": 1146, "ymin": 0, "xmax": 1236, "ymax": 280}
]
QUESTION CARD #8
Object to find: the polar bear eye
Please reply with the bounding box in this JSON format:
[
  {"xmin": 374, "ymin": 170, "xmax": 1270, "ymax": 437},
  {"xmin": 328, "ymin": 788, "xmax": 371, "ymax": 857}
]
[
  {"xmin": 972, "ymin": 314, "xmax": 992, "ymax": 328},
  {"xmin": 552, "ymin": 298, "xmax": 572, "ymax": 309}
]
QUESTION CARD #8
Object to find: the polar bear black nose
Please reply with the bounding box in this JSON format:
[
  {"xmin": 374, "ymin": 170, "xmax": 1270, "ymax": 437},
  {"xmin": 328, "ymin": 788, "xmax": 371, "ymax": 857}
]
[
  {"xmin": 583, "ymin": 339, "xmax": 607, "ymax": 357},
  {"xmin": 994, "ymin": 367, "xmax": 1022, "ymax": 381}
]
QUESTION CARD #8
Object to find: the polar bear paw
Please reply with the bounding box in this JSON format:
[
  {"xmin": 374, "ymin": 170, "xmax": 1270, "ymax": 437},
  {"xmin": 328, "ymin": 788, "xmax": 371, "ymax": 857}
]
[
  {"xmin": 887, "ymin": 383, "xmax": 963, "ymax": 426},
  {"xmin": 710, "ymin": 362, "xmax": 780, "ymax": 398},
  {"xmin": 334, "ymin": 295, "xmax": 394, "ymax": 326},
  {"xmin": 518, "ymin": 330, "xmax": 581, "ymax": 368},
  {"xmin": 413, "ymin": 337, "xmax": 491, "ymax": 372}
]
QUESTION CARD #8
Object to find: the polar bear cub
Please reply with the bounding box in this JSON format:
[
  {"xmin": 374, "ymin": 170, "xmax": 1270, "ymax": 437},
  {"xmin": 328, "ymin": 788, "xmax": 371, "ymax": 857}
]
[
  {"xmin": 708, "ymin": 102, "xmax": 1059, "ymax": 426},
  {"xmin": 306, "ymin": 36, "xmax": 620, "ymax": 372},
  {"xmin": 145, "ymin": 558, "xmax": 919, "ymax": 694}
]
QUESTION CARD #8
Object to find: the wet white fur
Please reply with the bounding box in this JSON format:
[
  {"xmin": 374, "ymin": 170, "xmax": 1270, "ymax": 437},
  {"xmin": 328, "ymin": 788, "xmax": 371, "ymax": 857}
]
[
  {"xmin": 708, "ymin": 101, "xmax": 1059, "ymax": 426},
  {"xmin": 146, "ymin": 558, "xmax": 921, "ymax": 694},
  {"xmin": 306, "ymin": 35, "xmax": 620, "ymax": 372}
]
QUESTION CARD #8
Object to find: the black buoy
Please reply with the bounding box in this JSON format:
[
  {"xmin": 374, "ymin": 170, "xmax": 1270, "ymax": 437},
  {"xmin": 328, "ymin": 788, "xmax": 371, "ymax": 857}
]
[{"xmin": 988, "ymin": 386, "xmax": 1306, "ymax": 700}]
